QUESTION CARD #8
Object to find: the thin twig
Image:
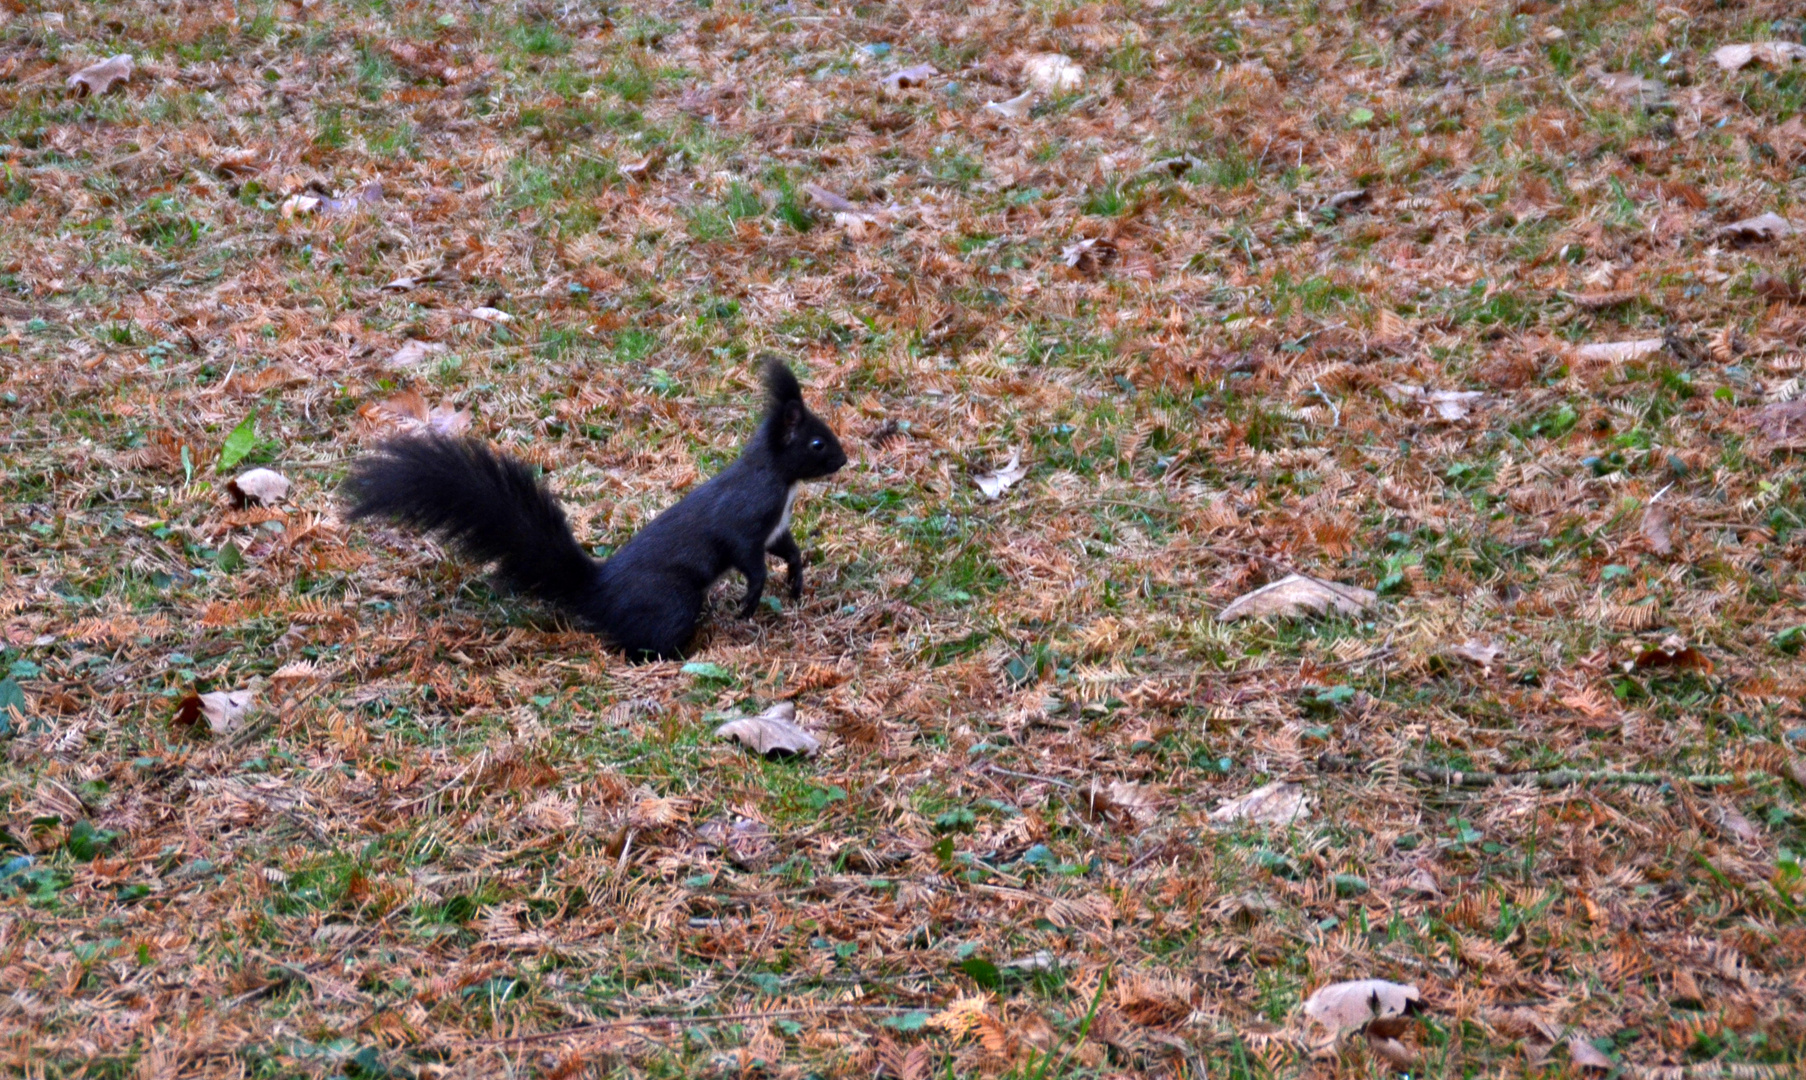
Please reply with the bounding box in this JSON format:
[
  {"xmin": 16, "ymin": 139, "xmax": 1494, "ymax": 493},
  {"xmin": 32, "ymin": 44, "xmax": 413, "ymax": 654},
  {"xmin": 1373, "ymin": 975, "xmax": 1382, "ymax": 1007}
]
[{"xmin": 454, "ymin": 1004, "xmax": 923, "ymax": 1047}]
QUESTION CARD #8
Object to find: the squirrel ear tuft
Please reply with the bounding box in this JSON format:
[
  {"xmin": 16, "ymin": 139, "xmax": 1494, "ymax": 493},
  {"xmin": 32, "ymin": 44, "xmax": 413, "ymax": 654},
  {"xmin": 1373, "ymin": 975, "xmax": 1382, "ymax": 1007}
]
[{"xmin": 762, "ymin": 355, "xmax": 802, "ymax": 406}]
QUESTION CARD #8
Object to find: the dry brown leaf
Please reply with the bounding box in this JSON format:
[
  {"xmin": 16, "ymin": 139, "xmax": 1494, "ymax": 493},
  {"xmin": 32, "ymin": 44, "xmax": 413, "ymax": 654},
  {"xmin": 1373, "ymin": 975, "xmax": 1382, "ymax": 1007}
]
[
  {"xmin": 1641, "ymin": 504, "xmax": 1675, "ymax": 555},
  {"xmin": 1081, "ymin": 780, "xmax": 1159, "ymax": 829},
  {"xmin": 367, "ymin": 389, "xmax": 472, "ymax": 436},
  {"xmin": 1301, "ymin": 979, "xmax": 1422, "ymax": 1035},
  {"xmin": 1748, "ymin": 398, "xmax": 1806, "ymax": 447},
  {"xmin": 1753, "ymin": 274, "xmax": 1806, "ymax": 304},
  {"xmin": 1632, "ymin": 636, "xmax": 1713, "ymax": 674},
  {"xmin": 695, "ymin": 817, "xmax": 775, "ymax": 869},
  {"xmin": 227, "ymin": 468, "xmax": 290, "ymax": 508},
  {"xmin": 1712, "ymin": 42, "xmax": 1806, "ymax": 71},
  {"xmin": 466, "ymin": 306, "xmax": 513, "ymax": 324},
  {"xmin": 66, "ymin": 54, "xmax": 133, "ymax": 98},
  {"xmin": 1711, "ymin": 802, "xmax": 1760, "ymax": 844},
  {"xmin": 802, "ymin": 184, "xmax": 859, "ymax": 214},
  {"xmin": 1209, "ymin": 780, "xmax": 1309, "ymax": 825},
  {"xmin": 281, "ymin": 181, "xmax": 383, "ymax": 219},
  {"xmin": 1365, "ymin": 1020, "xmax": 1419, "ymax": 1069},
  {"xmin": 1023, "ymin": 53, "xmax": 1083, "ymax": 93},
  {"xmin": 974, "ymin": 449, "xmax": 1028, "ymax": 500},
  {"xmin": 1716, "ymin": 212, "xmax": 1796, "ymax": 242},
  {"xmin": 1217, "ymin": 574, "xmax": 1374, "ymax": 621},
  {"xmin": 984, "ymin": 90, "xmax": 1034, "ymax": 121},
  {"xmin": 714, "ymin": 701, "xmax": 820, "ymax": 759},
  {"xmin": 1567, "ymin": 1037, "xmax": 1614, "ymax": 1071},
  {"xmin": 1588, "ymin": 66, "xmax": 1665, "ymax": 100},
  {"xmin": 1385, "ymin": 383, "xmax": 1485, "ymax": 421},
  {"xmin": 1574, "ymin": 338, "xmax": 1665, "ymax": 363},
  {"xmin": 1061, "ymin": 237, "xmax": 1118, "ymax": 277}
]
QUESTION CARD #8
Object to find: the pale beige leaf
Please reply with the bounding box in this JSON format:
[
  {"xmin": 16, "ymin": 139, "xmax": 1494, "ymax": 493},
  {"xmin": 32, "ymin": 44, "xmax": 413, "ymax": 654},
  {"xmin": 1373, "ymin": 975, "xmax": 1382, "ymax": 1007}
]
[
  {"xmin": 1567, "ymin": 1037, "xmax": 1613, "ymax": 1071},
  {"xmin": 227, "ymin": 468, "xmax": 290, "ymax": 506},
  {"xmin": 714, "ymin": 701, "xmax": 820, "ymax": 759},
  {"xmin": 974, "ymin": 449, "xmax": 1028, "ymax": 500},
  {"xmin": 983, "ymin": 90, "xmax": 1034, "ymax": 120},
  {"xmin": 1713, "ymin": 42, "xmax": 1806, "ymax": 71},
  {"xmin": 1217, "ymin": 574, "xmax": 1374, "ymax": 621},
  {"xmin": 1209, "ymin": 780, "xmax": 1309, "ymax": 825},
  {"xmin": 882, "ymin": 64, "xmax": 938, "ymax": 92},
  {"xmin": 66, "ymin": 54, "xmax": 133, "ymax": 98},
  {"xmin": 1716, "ymin": 212, "xmax": 1796, "ymax": 242},
  {"xmin": 388, "ymin": 339, "xmax": 448, "ymax": 368},
  {"xmin": 466, "ymin": 306, "xmax": 513, "ymax": 323},
  {"xmin": 1573, "ymin": 338, "xmax": 1665, "ymax": 363},
  {"xmin": 1642, "ymin": 504, "xmax": 1675, "ymax": 555},
  {"xmin": 1447, "ymin": 639, "xmax": 1501, "ymax": 671},
  {"xmin": 1023, "ymin": 53, "xmax": 1083, "ymax": 93},
  {"xmin": 199, "ymin": 690, "xmax": 254, "ymax": 735},
  {"xmin": 1301, "ymin": 979, "xmax": 1421, "ymax": 1035}
]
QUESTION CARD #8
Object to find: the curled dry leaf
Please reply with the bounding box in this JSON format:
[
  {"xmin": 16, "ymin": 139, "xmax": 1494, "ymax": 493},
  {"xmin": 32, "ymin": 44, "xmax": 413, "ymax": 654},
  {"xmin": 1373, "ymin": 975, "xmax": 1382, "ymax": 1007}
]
[
  {"xmin": 1641, "ymin": 504, "xmax": 1675, "ymax": 555},
  {"xmin": 173, "ymin": 689, "xmax": 255, "ymax": 735},
  {"xmin": 882, "ymin": 63, "xmax": 938, "ymax": 92},
  {"xmin": 227, "ymin": 468, "xmax": 290, "ymax": 507},
  {"xmin": 1384, "ymin": 384, "xmax": 1485, "ymax": 421},
  {"xmin": 1023, "ymin": 53, "xmax": 1083, "ymax": 93},
  {"xmin": 1753, "ymin": 274, "xmax": 1806, "ymax": 304},
  {"xmin": 1209, "ymin": 780, "xmax": 1309, "ymax": 825},
  {"xmin": 1365, "ymin": 1015, "xmax": 1419, "ymax": 1069},
  {"xmin": 714, "ymin": 701, "xmax": 820, "ymax": 759},
  {"xmin": 1716, "ymin": 212, "xmax": 1796, "ymax": 242},
  {"xmin": 1217, "ymin": 573, "xmax": 1374, "ymax": 622},
  {"xmin": 1567, "ymin": 1037, "xmax": 1614, "ymax": 1072},
  {"xmin": 1573, "ymin": 338, "xmax": 1665, "ymax": 363},
  {"xmin": 388, "ymin": 339, "xmax": 448, "ymax": 368},
  {"xmin": 1145, "ymin": 154, "xmax": 1204, "ymax": 178},
  {"xmin": 1632, "ymin": 635, "xmax": 1713, "ymax": 674},
  {"xmin": 466, "ymin": 306, "xmax": 513, "ymax": 324},
  {"xmin": 1447, "ymin": 638, "xmax": 1501, "ymax": 671},
  {"xmin": 983, "ymin": 90, "xmax": 1034, "ymax": 121},
  {"xmin": 1081, "ymin": 780, "xmax": 1159, "ymax": 829},
  {"xmin": 802, "ymin": 184, "xmax": 859, "ymax": 214},
  {"xmin": 365, "ymin": 389, "xmax": 472, "ymax": 437},
  {"xmin": 973, "ymin": 449, "xmax": 1028, "ymax": 500},
  {"xmin": 1712, "ymin": 42, "xmax": 1806, "ymax": 71},
  {"xmin": 1711, "ymin": 801, "xmax": 1760, "ymax": 844},
  {"xmin": 1300, "ymin": 979, "xmax": 1423, "ymax": 1036},
  {"xmin": 66, "ymin": 54, "xmax": 134, "ymax": 98},
  {"xmin": 1588, "ymin": 66, "xmax": 1665, "ymax": 101},
  {"xmin": 1061, "ymin": 237, "xmax": 1118, "ymax": 277},
  {"xmin": 695, "ymin": 816, "xmax": 776, "ymax": 869},
  {"xmin": 281, "ymin": 181, "xmax": 383, "ymax": 219}
]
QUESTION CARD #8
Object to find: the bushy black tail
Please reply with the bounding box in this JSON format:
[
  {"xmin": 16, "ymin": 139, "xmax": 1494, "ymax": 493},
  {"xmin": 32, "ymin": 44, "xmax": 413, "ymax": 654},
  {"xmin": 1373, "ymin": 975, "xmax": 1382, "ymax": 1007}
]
[{"xmin": 343, "ymin": 436, "xmax": 596, "ymax": 611}]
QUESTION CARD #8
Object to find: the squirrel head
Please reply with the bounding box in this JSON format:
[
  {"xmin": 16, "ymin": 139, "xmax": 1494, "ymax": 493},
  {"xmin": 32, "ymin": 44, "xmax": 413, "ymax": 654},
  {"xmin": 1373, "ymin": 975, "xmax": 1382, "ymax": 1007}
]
[{"xmin": 761, "ymin": 356, "xmax": 848, "ymax": 481}]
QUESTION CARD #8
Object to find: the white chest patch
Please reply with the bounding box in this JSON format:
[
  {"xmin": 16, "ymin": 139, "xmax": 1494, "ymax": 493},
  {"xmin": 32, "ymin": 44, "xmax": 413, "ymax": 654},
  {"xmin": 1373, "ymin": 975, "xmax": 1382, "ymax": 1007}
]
[{"xmin": 766, "ymin": 484, "xmax": 798, "ymax": 548}]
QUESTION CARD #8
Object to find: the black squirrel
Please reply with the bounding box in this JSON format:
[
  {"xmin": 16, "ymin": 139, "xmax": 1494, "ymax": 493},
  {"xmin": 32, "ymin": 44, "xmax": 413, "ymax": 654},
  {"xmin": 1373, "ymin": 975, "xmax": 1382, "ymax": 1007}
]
[{"xmin": 343, "ymin": 358, "xmax": 848, "ymax": 659}]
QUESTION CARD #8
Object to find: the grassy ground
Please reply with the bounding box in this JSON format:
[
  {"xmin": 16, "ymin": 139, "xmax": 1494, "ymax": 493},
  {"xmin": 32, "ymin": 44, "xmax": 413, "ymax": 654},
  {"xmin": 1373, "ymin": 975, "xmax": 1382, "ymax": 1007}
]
[{"xmin": 3, "ymin": 0, "xmax": 1806, "ymax": 1076}]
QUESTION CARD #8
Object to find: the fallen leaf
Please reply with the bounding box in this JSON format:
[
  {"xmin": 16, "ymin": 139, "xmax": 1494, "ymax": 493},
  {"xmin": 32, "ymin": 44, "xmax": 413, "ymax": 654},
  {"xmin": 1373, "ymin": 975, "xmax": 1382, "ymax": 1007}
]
[
  {"xmin": 1301, "ymin": 979, "xmax": 1422, "ymax": 1035},
  {"xmin": 714, "ymin": 701, "xmax": 821, "ymax": 759},
  {"xmin": 802, "ymin": 183, "xmax": 859, "ymax": 214},
  {"xmin": 1753, "ymin": 274, "xmax": 1806, "ymax": 304},
  {"xmin": 66, "ymin": 54, "xmax": 133, "ymax": 98},
  {"xmin": 983, "ymin": 90, "xmax": 1034, "ymax": 121},
  {"xmin": 882, "ymin": 64, "xmax": 938, "ymax": 92},
  {"xmin": 227, "ymin": 468, "xmax": 290, "ymax": 507},
  {"xmin": 1573, "ymin": 338, "xmax": 1666, "ymax": 363},
  {"xmin": 1712, "ymin": 42, "xmax": 1806, "ymax": 71},
  {"xmin": 1385, "ymin": 383, "xmax": 1486, "ymax": 421},
  {"xmin": 1716, "ymin": 212, "xmax": 1796, "ymax": 242},
  {"xmin": 1365, "ymin": 1018, "xmax": 1419, "ymax": 1069},
  {"xmin": 1081, "ymin": 780, "xmax": 1160, "ymax": 829},
  {"xmin": 466, "ymin": 306, "xmax": 513, "ymax": 324},
  {"xmin": 1747, "ymin": 398, "xmax": 1806, "ymax": 448},
  {"xmin": 1567, "ymin": 1037, "xmax": 1614, "ymax": 1071},
  {"xmin": 1642, "ymin": 504, "xmax": 1675, "ymax": 555},
  {"xmin": 1216, "ymin": 574, "xmax": 1375, "ymax": 621},
  {"xmin": 366, "ymin": 389, "xmax": 472, "ymax": 436},
  {"xmin": 1633, "ymin": 636, "xmax": 1713, "ymax": 674},
  {"xmin": 1061, "ymin": 237, "xmax": 1118, "ymax": 276},
  {"xmin": 1023, "ymin": 53, "xmax": 1083, "ymax": 93},
  {"xmin": 695, "ymin": 816, "xmax": 775, "ymax": 869},
  {"xmin": 1209, "ymin": 780, "xmax": 1310, "ymax": 825},
  {"xmin": 973, "ymin": 449, "xmax": 1028, "ymax": 499},
  {"xmin": 174, "ymin": 690, "xmax": 255, "ymax": 735},
  {"xmin": 281, "ymin": 181, "xmax": 383, "ymax": 219},
  {"xmin": 1323, "ymin": 187, "xmax": 1370, "ymax": 211},
  {"xmin": 1559, "ymin": 289, "xmax": 1640, "ymax": 309},
  {"xmin": 1711, "ymin": 801, "xmax": 1760, "ymax": 844},
  {"xmin": 1670, "ymin": 968, "xmax": 1704, "ymax": 1005},
  {"xmin": 388, "ymin": 339, "xmax": 448, "ymax": 368},
  {"xmin": 1447, "ymin": 639, "xmax": 1501, "ymax": 671},
  {"xmin": 1145, "ymin": 154, "xmax": 1205, "ymax": 178},
  {"xmin": 833, "ymin": 211, "xmax": 887, "ymax": 240},
  {"xmin": 1588, "ymin": 66, "xmax": 1665, "ymax": 101},
  {"xmin": 1401, "ymin": 866, "xmax": 1442, "ymax": 898}
]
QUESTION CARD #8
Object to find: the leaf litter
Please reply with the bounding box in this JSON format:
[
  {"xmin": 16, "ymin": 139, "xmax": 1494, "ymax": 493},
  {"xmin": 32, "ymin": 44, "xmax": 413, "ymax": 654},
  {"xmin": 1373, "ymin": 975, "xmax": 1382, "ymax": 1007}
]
[{"xmin": 4, "ymin": 0, "xmax": 1805, "ymax": 1076}]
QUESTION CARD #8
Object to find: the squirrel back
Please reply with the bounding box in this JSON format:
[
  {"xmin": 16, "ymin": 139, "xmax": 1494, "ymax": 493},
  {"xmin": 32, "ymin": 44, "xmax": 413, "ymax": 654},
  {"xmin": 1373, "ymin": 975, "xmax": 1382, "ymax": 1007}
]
[{"xmin": 343, "ymin": 358, "xmax": 846, "ymax": 659}]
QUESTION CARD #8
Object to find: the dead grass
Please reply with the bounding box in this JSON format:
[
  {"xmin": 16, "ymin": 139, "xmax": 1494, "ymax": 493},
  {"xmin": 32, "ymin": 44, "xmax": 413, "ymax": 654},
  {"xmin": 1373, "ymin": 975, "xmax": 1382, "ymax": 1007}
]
[{"xmin": 2, "ymin": 0, "xmax": 1805, "ymax": 1076}]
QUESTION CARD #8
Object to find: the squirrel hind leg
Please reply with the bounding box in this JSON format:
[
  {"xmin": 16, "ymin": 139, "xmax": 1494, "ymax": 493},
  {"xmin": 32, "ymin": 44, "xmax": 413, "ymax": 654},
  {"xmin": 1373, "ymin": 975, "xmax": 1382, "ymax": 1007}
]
[{"xmin": 589, "ymin": 582, "xmax": 703, "ymax": 660}]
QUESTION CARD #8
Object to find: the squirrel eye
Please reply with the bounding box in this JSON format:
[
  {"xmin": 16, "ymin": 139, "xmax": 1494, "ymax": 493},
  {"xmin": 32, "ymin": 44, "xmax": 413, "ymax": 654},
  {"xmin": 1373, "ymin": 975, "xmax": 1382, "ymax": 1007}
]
[{"xmin": 810, "ymin": 438, "xmax": 824, "ymax": 450}]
